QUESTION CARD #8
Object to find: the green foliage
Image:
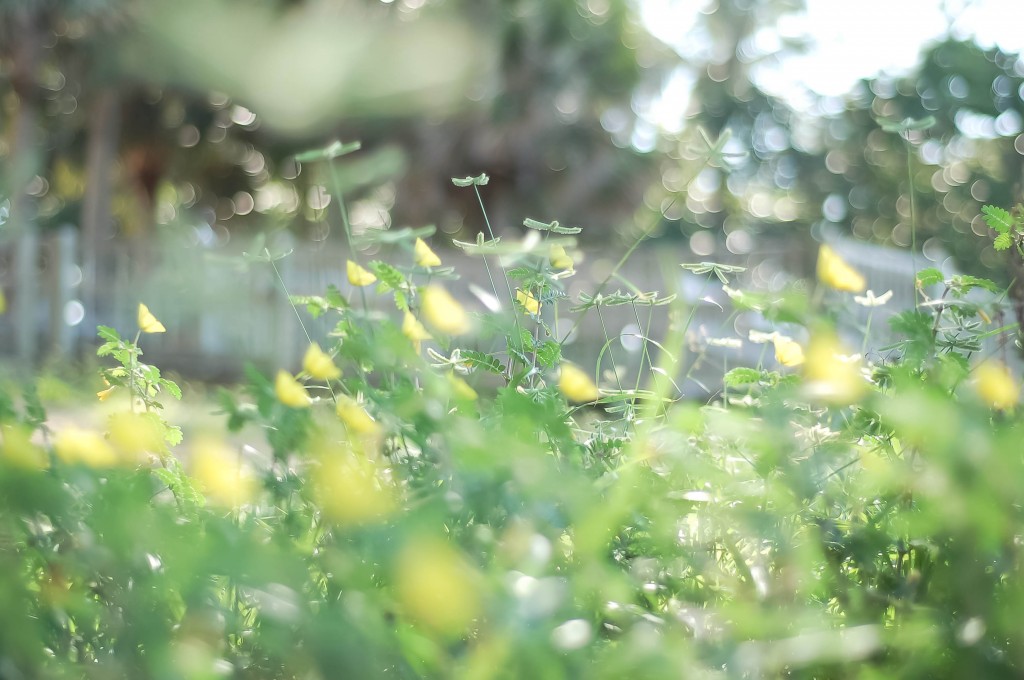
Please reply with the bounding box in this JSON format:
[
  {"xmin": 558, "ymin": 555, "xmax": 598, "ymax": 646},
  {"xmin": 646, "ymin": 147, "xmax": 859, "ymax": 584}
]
[{"xmin": 5, "ymin": 167, "xmax": 1024, "ymax": 680}]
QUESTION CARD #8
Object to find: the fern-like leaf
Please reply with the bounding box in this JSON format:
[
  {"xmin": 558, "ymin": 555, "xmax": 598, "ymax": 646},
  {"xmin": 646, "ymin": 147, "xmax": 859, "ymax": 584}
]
[{"xmin": 982, "ymin": 205, "xmax": 1013, "ymax": 233}]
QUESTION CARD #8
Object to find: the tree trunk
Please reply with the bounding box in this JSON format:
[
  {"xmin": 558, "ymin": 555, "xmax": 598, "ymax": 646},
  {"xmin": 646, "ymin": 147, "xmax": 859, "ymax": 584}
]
[
  {"xmin": 7, "ymin": 6, "xmax": 43, "ymax": 368},
  {"xmin": 80, "ymin": 87, "xmax": 122, "ymax": 342}
]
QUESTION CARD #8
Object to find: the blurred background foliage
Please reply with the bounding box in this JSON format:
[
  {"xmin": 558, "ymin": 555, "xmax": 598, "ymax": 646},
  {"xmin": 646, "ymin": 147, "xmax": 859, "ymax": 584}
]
[{"xmin": 1, "ymin": 0, "xmax": 1024, "ymax": 357}]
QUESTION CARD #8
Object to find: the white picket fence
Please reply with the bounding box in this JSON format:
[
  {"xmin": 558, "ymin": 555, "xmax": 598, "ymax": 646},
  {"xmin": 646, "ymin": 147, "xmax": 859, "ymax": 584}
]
[{"xmin": 5, "ymin": 226, "xmax": 1001, "ymax": 395}]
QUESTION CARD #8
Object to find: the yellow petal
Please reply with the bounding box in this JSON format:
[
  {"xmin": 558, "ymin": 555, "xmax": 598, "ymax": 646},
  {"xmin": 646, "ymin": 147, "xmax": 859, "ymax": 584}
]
[
  {"xmin": 421, "ymin": 284, "xmax": 471, "ymax": 336},
  {"xmin": 275, "ymin": 370, "xmax": 310, "ymax": 408},
  {"xmin": 1, "ymin": 424, "xmax": 48, "ymax": 470},
  {"xmin": 549, "ymin": 244, "xmax": 574, "ymax": 271},
  {"xmin": 336, "ymin": 395, "xmax": 381, "ymax": 436},
  {"xmin": 449, "ymin": 373, "xmax": 478, "ymax": 401},
  {"xmin": 402, "ymin": 311, "xmax": 432, "ymax": 342},
  {"xmin": 107, "ymin": 411, "xmax": 166, "ymax": 462},
  {"xmin": 54, "ymin": 427, "xmax": 118, "ymax": 467},
  {"xmin": 974, "ymin": 360, "xmax": 1019, "ymax": 410},
  {"xmin": 773, "ymin": 336, "xmax": 805, "ymax": 367},
  {"xmin": 191, "ymin": 436, "xmax": 258, "ymax": 507},
  {"xmin": 558, "ymin": 363, "xmax": 600, "ymax": 402},
  {"xmin": 347, "ymin": 260, "xmax": 377, "ymax": 287},
  {"xmin": 803, "ymin": 334, "xmax": 865, "ymax": 404},
  {"xmin": 395, "ymin": 538, "xmax": 480, "ymax": 636},
  {"xmin": 516, "ymin": 289, "xmax": 540, "ymax": 315},
  {"xmin": 0, "ymin": 288, "xmax": 6, "ymax": 315},
  {"xmin": 312, "ymin": 444, "xmax": 395, "ymax": 525},
  {"xmin": 303, "ymin": 343, "xmax": 341, "ymax": 380},
  {"xmin": 817, "ymin": 245, "xmax": 865, "ymax": 293},
  {"xmin": 96, "ymin": 385, "xmax": 116, "ymax": 402},
  {"xmin": 414, "ymin": 237, "xmax": 442, "ymax": 268},
  {"xmin": 137, "ymin": 303, "xmax": 166, "ymax": 333}
]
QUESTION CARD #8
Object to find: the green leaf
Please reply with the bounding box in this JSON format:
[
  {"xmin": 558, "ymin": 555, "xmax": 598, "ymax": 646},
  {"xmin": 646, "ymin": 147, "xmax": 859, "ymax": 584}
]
[
  {"xmin": 982, "ymin": 205, "xmax": 1013, "ymax": 233},
  {"xmin": 915, "ymin": 267, "xmax": 944, "ymax": 289},
  {"xmin": 451, "ymin": 174, "xmax": 489, "ymax": 187},
  {"xmin": 522, "ymin": 218, "xmax": 582, "ymax": 235},
  {"xmin": 97, "ymin": 325, "xmax": 121, "ymax": 343},
  {"xmin": 723, "ymin": 367, "xmax": 762, "ymax": 387},
  {"xmin": 353, "ymin": 225, "xmax": 435, "ymax": 247},
  {"xmin": 994, "ymin": 233, "xmax": 1012, "ymax": 251},
  {"xmin": 326, "ymin": 284, "xmax": 347, "ymax": 309},
  {"xmin": 163, "ymin": 424, "xmax": 184, "ymax": 447},
  {"xmin": 293, "ymin": 139, "xmax": 361, "ymax": 162},
  {"xmin": 160, "ymin": 378, "xmax": 182, "ymax": 401},
  {"xmin": 369, "ymin": 261, "xmax": 408, "ymax": 292},
  {"xmin": 536, "ymin": 340, "xmax": 562, "ymax": 369},
  {"xmin": 948, "ymin": 274, "xmax": 1000, "ymax": 296},
  {"xmin": 459, "ymin": 350, "xmax": 505, "ymax": 374}
]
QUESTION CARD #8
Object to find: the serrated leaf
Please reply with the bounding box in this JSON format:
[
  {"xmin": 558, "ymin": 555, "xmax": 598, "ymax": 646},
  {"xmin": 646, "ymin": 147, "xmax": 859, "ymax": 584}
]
[
  {"xmin": 160, "ymin": 378, "xmax": 182, "ymax": 401},
  {"xmin": 507, "ymin": 267, "xmax": 534, "ymax": 281},
  {"xmin": 164, "ymin": 424, "xmax": 184, "ymax": 446},
  {"xmin": 994, "ymin": 232, "xmax": 1012, "ymax": 250},
  {"xmin": 369, "ymin": 261, "xmax": 408, "ymax": 291},
  {"xmin": 915, "ymin": 267, "xmax": 944, "ymax": 289},
  {"xmin": 536, "ymin": 340, "xmax": 561, "ymax": 369},
  {"xmin": 949, "ymin": 274, "xmax": 1001, "ymax": 296},
  {"xmin": 723, "ymin": 367, "xmax": 762, "ymax": 386},
  {"xmin": 325, "ymin": 284, "xmax": 347, "ymax": 309},
  {"xmin": 982, "ymin": 205, "xmax": 1013, "ymax": 234},
  {"xmin": 550, "ymin": 224, "xmax": 582, "ymax": 234},
  {"xmin": 97, "ymin": 326, "xmax": 121, "ymax": 343},
  {"xmin": 459, "ymin": 350, "xmax": 504, "ymax": 374}
]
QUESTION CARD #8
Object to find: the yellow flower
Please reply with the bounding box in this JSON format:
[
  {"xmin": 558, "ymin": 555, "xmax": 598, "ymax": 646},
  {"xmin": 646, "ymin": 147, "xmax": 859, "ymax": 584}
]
[
  {"xmin": 974, "ymin": 360, "xmax": 1019, "ymax": 410},
  {"xmin": 96, "ymin": 385, "xmax": 116, "ymax": 402},
  {"xmin": 312, "ymin": 446, "xmax": 395, "ymax": 525},
  {"xmin": 414, "ymin": 237, "xmax": 442, "ymax": 268},
  {"xmin": 421, "ymin": 285, "xmax": 470, "ymax": 336},
  {"xmin": 0, "ymin": 288, "xmax": 6, "ymax": 315},
  {"xmin": 190, "ymin": 437, "xmax": 258, "ymax": 507},
  {"xmin": 336, "ymin": 394, "xmax": 381, "ymax": 436},
  {"xmin": 395, "ymin": 538, "xmax": 480, "ymax": 636},
  {"xmin": 449, "ymin": 373, "xmax": 478, "ymax": 401},
  {"xmin": 817, "ymin": 245, "xmax": 865, "ymax": 293},
  {"xmin": 347, "ymin": 260, "xmax": 377, "ymax": 287},
  {"xmin": 1, "ymin": 424, "xmax": 48, "ymax": 470},
  {"xmin": 137, "ymin": 303, "xmax": 166, "ymax": 333},
  {"xmin": 54, "ymin": 427, "xmax": 118, "ymax": 467},
  {"xmin": 516, "ymin": 289, "xmax": 540, "ymax": 315},
  {"xmin": 803, "ymin": 333, "xmax": 865, "ymax": 404},
  {"xmin": 549, "ymin": 244, "xmax": 574, "ymax": 271},
  {"xmin": 303, "ymin": 343, "xmax": 341, "ymax": 380},
  {"xmin": 107, "ymin": 411, "xmax": 166, "ymax": 462},
  {"xmin": 773, "ymin": 335, "xmax": 805, "ymax": 367},
  {"xmin": 558, "ymin": 363, "xmax": 600, "ymax": 402},
  {"xmin": 402, "ymin": 311, "xmax": 432, "ymax": 352},
  {"xmin": 275, "ymin": 370, "xmax": 310, "ymax": 408}
]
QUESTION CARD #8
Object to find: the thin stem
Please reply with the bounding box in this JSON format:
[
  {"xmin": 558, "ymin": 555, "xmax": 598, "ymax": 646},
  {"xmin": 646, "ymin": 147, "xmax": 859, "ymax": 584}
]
[
  {"xmin": 472, "ymin": 185, "xmax": 516, "ymax": 305},
  {"xmin": 596, "ymin": 305, "xmax": 624, "ymax": 392},
  {"xmin": 904, "ymin": 135, "xmax": 919, "ymax": 308},
  {"xmin": 130, "ymin": 330, "xmax": 141, "ymax": 413},
  {"xmin": 862, "ymin": 309, "xmax": 874, "ymax": 357},
  {"xmin": 268, "ymin": 250, "xmax": 337, "ymax": 403},
  {"xmin": 471, "ymin": 184, "xmax": 523, "ymax": 380}
]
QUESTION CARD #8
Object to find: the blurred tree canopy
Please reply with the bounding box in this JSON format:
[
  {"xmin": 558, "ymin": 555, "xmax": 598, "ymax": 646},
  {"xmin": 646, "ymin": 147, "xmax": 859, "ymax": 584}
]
[{"xmin": 3, "ymin": 0, "xmax": 1024, "ymax": 350}]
